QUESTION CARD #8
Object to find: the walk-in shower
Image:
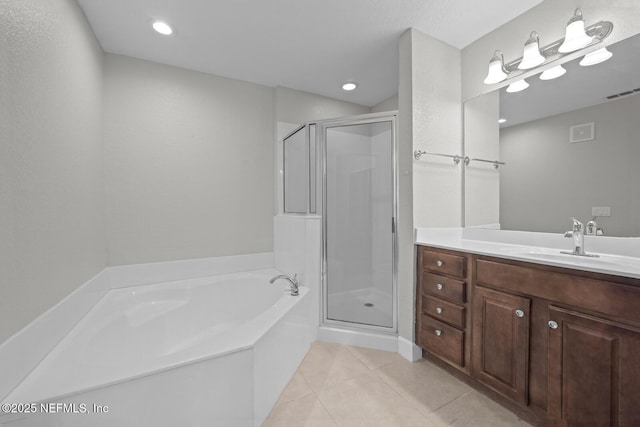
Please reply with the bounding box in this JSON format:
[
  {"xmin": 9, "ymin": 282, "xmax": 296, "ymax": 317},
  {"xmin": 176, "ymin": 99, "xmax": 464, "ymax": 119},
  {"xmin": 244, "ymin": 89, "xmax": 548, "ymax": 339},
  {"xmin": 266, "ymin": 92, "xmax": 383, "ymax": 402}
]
[{"xmin": 283, "ymin": 112, "xmax": 398, "ymax": 334}]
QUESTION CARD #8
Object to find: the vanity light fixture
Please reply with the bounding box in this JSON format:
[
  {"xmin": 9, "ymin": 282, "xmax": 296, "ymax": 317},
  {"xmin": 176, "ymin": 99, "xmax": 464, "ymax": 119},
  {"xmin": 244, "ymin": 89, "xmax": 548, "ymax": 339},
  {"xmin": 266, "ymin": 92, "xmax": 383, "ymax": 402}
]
[
  {"xmin": 482, "ymin": 9, "xmax": 612, "ymax": 88},
  {"xmin": 558, "ymin": 9, "xmax": 593, "ymax": 53},
  {"xmin": 152, "ymin": 20, "xmax": 173, "ymax": 35},
  {"xmin": 540, "ymin": 65, "xmax": 567, "ymax": 80},
  {"xmin": 518, "ymin": 32, "xmax": 546, "ymax": 70},
  {"xmin": 506, "ymin": 79, "xmax": 529, "ymax": 93},
  {"xmin": 341, "ymin": 82, "xmax": 358, "ymax": 91},
  {"xmin": 483, "ymin": 50, "xmax": 509, "ymax": 84},
  {"xmin": 579, "ymin": 47, "xmax": 613, "ymax": 66}
]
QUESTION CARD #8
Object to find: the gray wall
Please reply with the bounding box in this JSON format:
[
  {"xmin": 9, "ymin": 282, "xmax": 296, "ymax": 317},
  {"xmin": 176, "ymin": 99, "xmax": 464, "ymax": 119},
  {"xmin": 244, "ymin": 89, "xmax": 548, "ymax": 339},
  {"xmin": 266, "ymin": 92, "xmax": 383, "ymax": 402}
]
[
  {"xmin": 371, "ymin": 94, "xmax": 399, "ymax": 113},
  {"xmin": 104, "ymin": 54, "xmax": 275, "ymax": 265},
  {"xmin": 0, "ymin": 0, "xmax": 107, "ymax": 343},
  {"xmin": 500, "ymin": 95, "xmax": 640, "ymax": 237},
  {"xmin": 275, "ymin": 86, "xmax": 370, "ymax": 125}
]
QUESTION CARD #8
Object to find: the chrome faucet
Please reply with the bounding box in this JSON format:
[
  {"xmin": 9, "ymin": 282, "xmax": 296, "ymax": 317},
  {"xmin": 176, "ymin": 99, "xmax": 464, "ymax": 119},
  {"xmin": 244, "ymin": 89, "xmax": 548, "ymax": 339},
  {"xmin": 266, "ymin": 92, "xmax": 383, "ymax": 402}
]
[
  {"xmin": 562, "ymin": 217, "xmax": 599, "ymax": 257},
  {"xmin": 586, "ymin": 217, "xmax": 604, "ymax": 236},
  {"xmin": 270, "ymin": 274, "xmax": 299, "ymax": 296}
]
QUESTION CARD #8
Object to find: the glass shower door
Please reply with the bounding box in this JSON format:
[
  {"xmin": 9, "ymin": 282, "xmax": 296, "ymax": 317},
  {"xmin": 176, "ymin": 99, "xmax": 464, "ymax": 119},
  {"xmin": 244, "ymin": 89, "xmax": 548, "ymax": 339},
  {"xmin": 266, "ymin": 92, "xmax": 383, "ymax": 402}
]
[{"xmin": 322, "ymin": 116, "xmax": 396, "ymax": 330}]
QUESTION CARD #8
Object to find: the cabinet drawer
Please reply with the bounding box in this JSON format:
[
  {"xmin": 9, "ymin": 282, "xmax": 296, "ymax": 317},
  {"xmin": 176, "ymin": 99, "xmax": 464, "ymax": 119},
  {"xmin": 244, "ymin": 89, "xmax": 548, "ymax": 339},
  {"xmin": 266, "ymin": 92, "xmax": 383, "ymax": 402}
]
[
  {"xmin": 422, "ymin": 273, "xmax": 466, "ymax": 304},
  {"xmin": 422, "ymin": 249, "xmax": 466, "ymax": 278},
  {"xmin": 420, "ymin": 316, "xmax": 464, "ymax": 367},
  {"xmin": 422, "ymin": 295, "xmax": 465, "ymax": 329}
]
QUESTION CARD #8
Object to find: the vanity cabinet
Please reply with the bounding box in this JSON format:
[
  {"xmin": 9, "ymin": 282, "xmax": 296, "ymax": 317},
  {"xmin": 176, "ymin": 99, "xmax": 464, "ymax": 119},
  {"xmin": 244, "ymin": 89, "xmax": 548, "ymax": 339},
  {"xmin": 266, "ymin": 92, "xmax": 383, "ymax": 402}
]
[
  {"xmin": 547, "ymin": 306, "xmax": 640, "ymax": 426},
  {"xmin": 416, "ymin": 247, "xmax": 470, "ymax": 372},
  {"xmin": 472, "ymin": 286, "xmax": 530, "ymax": 405},
  {"xmin": 415, "ymin": 244, "xmax": 640, "ymax": 426}
]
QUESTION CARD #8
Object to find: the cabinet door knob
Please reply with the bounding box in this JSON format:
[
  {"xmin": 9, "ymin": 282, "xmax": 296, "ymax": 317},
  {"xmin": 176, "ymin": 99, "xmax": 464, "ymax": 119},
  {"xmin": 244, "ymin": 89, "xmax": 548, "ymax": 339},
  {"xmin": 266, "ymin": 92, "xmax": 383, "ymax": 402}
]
[
  {"xmin": 436, "ymin": 283, "xmax": 444, "ymax": 290},
  {"xmin": 435, "ymin": 329, "xmax": 442, "ymax": 337},
  {"xmin": 515, "ymin": 309, "xmax": 524, "ymax": 318},
  {"xmin": 436, "ymin": 307, "xmax": 443, "ymax": 314},
  {"xmin": 436, "ymin": 260, "xmax": 443, "ymax": 267},
  {"xmin": 548, "ymin": 320, "xmax": 559, "ymax": 329}
]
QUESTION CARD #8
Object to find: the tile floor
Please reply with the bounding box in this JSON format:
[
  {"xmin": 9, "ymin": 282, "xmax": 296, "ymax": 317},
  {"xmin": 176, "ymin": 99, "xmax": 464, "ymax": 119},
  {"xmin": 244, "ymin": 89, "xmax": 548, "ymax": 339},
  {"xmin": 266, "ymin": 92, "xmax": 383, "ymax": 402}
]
[{"xmin": 263, "ymin": 341, "xmax": 532, "ymax": 427}]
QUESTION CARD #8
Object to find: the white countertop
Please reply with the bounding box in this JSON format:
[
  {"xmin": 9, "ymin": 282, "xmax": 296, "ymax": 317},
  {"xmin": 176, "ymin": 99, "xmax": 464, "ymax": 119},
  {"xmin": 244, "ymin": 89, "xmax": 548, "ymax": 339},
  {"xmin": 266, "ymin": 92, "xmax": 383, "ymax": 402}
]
[{"xmin": 415, "ymin": 227, "xmax": 640, "ymax": 280}]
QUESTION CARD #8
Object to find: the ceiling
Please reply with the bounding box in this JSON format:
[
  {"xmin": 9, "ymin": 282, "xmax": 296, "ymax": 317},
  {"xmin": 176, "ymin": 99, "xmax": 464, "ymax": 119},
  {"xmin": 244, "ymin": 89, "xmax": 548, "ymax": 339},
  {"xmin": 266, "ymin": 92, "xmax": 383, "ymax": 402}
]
[
  {"xmin": 77, "ymin": 0, "xmax": 543, "ymax": 107},
  {"xmin": 500, "ymin": 33, "xmax": 640, "ymax": 127}
]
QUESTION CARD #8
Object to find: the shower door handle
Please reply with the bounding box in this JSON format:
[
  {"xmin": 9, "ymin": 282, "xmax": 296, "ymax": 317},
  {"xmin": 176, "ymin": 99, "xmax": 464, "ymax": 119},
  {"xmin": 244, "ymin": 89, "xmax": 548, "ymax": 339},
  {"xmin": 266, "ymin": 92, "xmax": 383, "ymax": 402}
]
[{"xmin": 392, "ymin": 217, "xmax": 396, "ymax": 234}]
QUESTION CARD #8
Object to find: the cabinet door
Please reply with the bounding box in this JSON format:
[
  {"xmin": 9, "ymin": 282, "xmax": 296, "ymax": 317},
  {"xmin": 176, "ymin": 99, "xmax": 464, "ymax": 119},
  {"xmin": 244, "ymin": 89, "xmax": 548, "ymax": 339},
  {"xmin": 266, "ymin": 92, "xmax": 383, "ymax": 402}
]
[
  {"xmin": 548, "ymin": 306, "xmax": 640, "ymax": 426},
  {"xmin": 472, "ymin": 286, "xmax": 530, "ymax": 405}
]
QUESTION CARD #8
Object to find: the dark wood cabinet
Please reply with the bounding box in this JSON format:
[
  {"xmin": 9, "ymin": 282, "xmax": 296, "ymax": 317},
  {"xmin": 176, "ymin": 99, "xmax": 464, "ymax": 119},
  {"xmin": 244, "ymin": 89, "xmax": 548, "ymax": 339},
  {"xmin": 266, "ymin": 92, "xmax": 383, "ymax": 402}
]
[
  {"xmin": 415, "ymin": 244, "xmax": 640, "ymax": 426},
  {"xmin": 416, "ymin": 246, "xmax": 470, "ymax": 371},
  {"xmin": 472, "ymin": 286, "xmax": 530, "ymax": 405},
  {"xmin": 547, "ymin": 306, "xmax": 640, "ymax": 426}
]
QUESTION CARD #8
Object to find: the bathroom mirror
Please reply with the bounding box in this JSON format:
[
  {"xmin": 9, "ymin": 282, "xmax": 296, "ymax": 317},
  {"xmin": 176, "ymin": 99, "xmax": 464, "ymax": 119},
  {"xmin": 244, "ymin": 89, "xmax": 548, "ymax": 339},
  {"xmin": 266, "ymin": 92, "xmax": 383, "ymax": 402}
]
[{"xmin": 464, "ymin": 32, "xmax": 640, "ymax": 237}]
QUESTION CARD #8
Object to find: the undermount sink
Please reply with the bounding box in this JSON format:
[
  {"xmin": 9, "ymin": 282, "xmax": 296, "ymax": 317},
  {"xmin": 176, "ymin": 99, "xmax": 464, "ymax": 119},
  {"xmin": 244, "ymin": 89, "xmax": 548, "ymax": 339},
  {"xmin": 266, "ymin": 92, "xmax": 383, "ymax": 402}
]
[{"xmin": 497, "ymin": 246, "xmax": 640, "ymax": 269}]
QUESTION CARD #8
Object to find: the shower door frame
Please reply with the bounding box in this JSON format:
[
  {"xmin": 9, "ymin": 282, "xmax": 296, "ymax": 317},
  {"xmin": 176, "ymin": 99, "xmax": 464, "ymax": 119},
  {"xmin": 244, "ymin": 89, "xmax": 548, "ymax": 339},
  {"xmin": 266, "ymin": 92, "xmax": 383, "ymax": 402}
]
[{"xmin": 319, "ymin": 111, "xmax": 399, "ymax": 334}]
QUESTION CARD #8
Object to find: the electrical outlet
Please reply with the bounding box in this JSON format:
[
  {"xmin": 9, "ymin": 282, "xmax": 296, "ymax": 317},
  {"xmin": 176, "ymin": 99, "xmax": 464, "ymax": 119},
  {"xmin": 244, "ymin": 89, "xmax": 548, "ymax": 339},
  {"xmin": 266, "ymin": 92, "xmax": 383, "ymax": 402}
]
[{"xmin": 592, "ymin": 207, "xmax": 611, "ymax": 217}]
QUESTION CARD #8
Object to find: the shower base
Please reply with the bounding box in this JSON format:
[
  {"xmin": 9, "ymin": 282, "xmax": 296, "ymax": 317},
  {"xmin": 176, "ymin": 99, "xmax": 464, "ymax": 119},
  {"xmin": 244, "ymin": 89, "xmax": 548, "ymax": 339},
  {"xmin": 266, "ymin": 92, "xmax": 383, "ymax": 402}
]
[{"xmin": 327, "ymin": 288, "xmax": 393, "ymax": 328}]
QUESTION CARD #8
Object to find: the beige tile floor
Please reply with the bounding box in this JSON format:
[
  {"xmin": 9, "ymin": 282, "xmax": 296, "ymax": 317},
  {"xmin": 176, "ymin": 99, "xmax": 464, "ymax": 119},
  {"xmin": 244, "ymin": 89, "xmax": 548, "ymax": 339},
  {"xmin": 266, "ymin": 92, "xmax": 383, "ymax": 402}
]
[{"xmin": 263, "ymin": 341, "xmax": 532, "ymax": 427}]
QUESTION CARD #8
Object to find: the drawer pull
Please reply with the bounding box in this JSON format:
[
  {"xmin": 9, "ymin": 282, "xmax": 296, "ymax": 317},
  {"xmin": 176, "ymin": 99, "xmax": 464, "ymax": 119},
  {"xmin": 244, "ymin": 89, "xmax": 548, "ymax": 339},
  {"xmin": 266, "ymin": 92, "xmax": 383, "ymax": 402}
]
[
  {"xmin": 436, "ymin": 260, "xmax": 443, "ymax": 267},
  {"xmin": 437, "ymin": 283, "xmax": 444, "ymax": 290},
  {"xmin": 515, "ymin": 309, "xmax": 524, "ymax": 318},
  {"xmin": 435, "ymin": 329, "xmax": 442, "ymax": 337},
  {"xmin": 436, "ymin": 307, "xmax": 443, "ymax": 314},
  {"xmin": 548, "ymin": 320, "xmax": 559, "ymax": 329}
]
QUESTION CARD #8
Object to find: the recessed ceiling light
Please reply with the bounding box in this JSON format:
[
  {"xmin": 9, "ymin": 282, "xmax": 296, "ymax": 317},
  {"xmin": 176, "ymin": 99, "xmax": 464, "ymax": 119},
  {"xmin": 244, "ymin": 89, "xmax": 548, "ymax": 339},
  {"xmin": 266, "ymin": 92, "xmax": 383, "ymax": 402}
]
[
  {"xmin": 152, "ymin": 21, "xmax": 173, "ymax": 35},
  {"xmin": 498, "ymin": 118, "xmax": 507, "ymax": 124},
  {"xmin": 342, "ymin": 82, "xmax": 358, "ymax": 91}
]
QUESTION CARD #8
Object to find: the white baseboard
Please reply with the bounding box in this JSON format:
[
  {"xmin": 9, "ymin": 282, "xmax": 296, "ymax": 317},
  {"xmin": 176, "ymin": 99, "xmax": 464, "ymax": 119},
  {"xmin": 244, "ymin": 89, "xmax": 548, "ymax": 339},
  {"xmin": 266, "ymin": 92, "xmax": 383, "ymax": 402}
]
[
  {"xmin": 398, "ymin": 336, "xmax": 422, "ymax": 362},
  {"xmin": 318, "ymin": 326, "xmax": 398, "ymax": 353}
]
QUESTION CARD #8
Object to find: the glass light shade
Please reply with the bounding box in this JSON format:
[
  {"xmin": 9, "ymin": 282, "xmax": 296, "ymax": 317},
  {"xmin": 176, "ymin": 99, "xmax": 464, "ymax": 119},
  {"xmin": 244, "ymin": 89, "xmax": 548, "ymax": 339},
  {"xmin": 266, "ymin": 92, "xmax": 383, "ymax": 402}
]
[
  {"xmin": 579, "ymin": 47, "xmax": 613, "ymax": 66},
  {"xmin": 558, "ymin": 9, "xmax": 593, "ymax": 53},
  {"xmin": 484, "ymin": 51, "xmax": 508, "ymax": 84},
  {"xmin": 506, "ymin": 79, "xmax": 529, "ymax": 93},
  {"xmin": 518, "ymin": 32, "xmax": 546, "ymax": 70},
  {"xmin": 540, "ymin": 65, "xmax": 567, "ymax": 80}
]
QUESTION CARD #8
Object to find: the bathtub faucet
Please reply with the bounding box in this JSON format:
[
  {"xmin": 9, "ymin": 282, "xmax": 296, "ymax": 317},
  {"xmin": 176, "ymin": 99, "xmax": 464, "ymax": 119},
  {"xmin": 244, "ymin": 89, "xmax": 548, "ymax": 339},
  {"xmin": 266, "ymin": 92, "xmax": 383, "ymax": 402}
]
[{"xmin": 270, "ymin": 274, "xmax": 299, "ymax": 296}]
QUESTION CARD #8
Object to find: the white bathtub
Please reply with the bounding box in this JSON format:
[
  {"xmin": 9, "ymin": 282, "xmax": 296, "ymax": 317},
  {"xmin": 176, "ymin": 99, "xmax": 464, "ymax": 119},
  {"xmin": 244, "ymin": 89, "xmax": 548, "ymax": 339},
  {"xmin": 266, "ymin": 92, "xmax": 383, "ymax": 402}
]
[{"xmin": 1, "ymin": 269, "xmax": 313, "ymax": 427}]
